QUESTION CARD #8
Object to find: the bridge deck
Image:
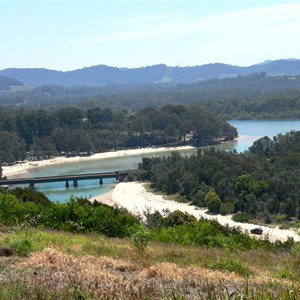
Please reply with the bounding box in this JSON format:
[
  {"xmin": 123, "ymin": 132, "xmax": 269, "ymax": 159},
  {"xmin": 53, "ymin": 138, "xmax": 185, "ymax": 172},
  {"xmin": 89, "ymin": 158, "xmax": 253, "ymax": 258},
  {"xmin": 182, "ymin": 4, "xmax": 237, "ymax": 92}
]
[{"xmin": 0, "ymin": 171, "xmax": 128, "ymax": 186}]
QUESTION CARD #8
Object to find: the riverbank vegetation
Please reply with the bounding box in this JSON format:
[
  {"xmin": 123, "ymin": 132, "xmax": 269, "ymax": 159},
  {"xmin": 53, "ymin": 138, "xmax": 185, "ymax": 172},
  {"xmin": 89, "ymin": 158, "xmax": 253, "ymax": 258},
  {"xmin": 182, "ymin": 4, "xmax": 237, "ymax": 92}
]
[
  {"xmin": 0, "ymin": 104, "xmax": 236, "ymax": 164},
  {"xmin": 138, "ymin": 130, "xmax": 300, "ymax": 224}
]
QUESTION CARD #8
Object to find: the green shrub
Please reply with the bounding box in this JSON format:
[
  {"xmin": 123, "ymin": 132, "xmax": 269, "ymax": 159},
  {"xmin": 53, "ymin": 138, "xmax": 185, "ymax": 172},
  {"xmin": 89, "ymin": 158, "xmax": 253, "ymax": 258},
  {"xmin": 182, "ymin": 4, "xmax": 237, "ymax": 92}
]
[
  {"xmin": 9, "ymin": 188, "xmax": 51, "ymax": 207},
  {"xmin": 131, "ymin": 225, "xmax": 150, "ymax": 252},
  {"xmin": 220, "ymin": 202, "xmax": 234, "ymax": 215},
  {"xmin": 232, "ymin": 212, "xmax": 249, "ymax": 223},
  {"xmin": 165, "ymin": 210, "xmax": 196, "ymax": 226},
  {"xmin": 0, "ymin": 193, "xmax": 139, "ymax": 238},
  {"xmin": 0, "ymin": 194, "xmax": 44, "ymax": 226}
]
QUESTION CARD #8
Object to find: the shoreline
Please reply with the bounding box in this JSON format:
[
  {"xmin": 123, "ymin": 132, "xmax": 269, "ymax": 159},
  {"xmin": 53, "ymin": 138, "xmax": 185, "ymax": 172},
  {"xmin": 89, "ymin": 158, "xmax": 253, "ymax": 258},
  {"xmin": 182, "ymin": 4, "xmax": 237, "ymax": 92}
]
[
  {"xmin": 2, "ymin": 135, "xmax": 243, "ymax": 179},
  {"xmin": 92, "ymin": 185, "xmax": 116, "ymax": 207},
  {"xmin": 95, "ymin": 182, "xmax": 300, "ymax": 243},
  {"xmin": 2, "ymin": 145, "xmax": 195, "ymax": 178}
]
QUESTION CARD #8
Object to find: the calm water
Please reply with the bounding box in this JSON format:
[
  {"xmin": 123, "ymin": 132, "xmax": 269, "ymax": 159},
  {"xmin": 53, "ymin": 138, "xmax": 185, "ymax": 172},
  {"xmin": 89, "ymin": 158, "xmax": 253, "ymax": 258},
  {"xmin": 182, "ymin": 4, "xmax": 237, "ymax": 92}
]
[{"xmin": 14, "ymin": 120, "xmax": 300, "ymax": 202}]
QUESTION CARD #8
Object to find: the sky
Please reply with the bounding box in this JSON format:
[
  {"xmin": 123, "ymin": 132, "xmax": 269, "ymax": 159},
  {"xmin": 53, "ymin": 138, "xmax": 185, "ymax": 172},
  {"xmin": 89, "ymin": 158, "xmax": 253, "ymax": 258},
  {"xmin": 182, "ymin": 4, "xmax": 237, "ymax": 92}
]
[{"xmin": 1, "ymin": 0, "xmax": 300, "ymax": 71}]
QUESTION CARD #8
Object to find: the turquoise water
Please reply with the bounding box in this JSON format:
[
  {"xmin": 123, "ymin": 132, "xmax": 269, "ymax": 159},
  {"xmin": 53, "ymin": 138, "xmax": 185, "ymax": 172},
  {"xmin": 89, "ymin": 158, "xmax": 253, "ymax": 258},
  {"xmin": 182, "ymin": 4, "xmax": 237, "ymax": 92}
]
[
  {"xmin": 12, "ymin": 120, "xmax": 300, "ymax": 202},
  {"xmin": 228, "ymin": 120, "xmax": 300, "ymax": 152}
]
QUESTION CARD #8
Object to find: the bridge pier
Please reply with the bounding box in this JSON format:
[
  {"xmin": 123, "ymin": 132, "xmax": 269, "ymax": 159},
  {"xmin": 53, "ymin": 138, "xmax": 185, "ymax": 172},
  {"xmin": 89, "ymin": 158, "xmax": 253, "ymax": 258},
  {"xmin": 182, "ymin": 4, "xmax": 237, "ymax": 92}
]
[
  {"xmin": 66, "ymin": 181, "xmax": 69, "ymax": 188},
  {"xmin": 73, "ymin": 179, "xmax": 78, "ymax": 188},
  {"xmin": 99, "ymin": 178, "xmax": 103, "ymax": 185},
  {"xmin": 29, "ymin": 182, "xmax": 35, "ymax": 189}
]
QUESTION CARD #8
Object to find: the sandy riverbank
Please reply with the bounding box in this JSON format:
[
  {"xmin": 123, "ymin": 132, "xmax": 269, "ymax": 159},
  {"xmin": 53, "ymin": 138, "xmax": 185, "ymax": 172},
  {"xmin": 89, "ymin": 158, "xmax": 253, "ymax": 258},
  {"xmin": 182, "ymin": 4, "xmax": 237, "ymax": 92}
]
[
  {"xmin": 95, "ymin": 182, "xmax": 300, "ymax": 243},
  {"xmin": 2, "ymin": 146, "xmax": 195, "ymax": 178}
]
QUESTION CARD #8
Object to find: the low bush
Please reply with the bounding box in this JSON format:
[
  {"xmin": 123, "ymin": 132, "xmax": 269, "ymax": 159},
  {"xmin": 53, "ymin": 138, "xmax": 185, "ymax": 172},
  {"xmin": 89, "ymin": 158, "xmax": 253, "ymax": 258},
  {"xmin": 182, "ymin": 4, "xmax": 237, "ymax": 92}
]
[
  {"xmin": 220, "ymin": 202, "xmax": 234, "ymax": 215},
  {"xmin": 130, "ymin": 225, "xmax": 151, "ymax": 252},
  {"xmin": 232, "ymin": 212, "xmax": 249, "ymax": 223}
]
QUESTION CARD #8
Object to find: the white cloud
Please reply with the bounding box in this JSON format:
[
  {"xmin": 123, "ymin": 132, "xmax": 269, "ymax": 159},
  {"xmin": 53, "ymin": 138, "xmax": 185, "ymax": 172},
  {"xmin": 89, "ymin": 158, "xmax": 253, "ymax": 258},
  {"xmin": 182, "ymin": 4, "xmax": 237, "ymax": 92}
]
[
  {"xmin": 68, "ymin": 2, "xmax": 300, "ymax": 67},
  {"xmin": 72, "ymin": 3, "xmax": 300, "ymax": 47}
]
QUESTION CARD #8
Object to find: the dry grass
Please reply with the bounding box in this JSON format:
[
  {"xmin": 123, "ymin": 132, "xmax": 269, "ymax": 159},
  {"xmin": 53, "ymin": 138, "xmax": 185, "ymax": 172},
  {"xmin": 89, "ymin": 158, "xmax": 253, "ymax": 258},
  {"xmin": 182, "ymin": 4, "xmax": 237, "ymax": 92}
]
[
  {"xmin": 0, "ymin": 229, "xmax": 300, "ymax": 299},
  {"xmin": 2, "ymin": 247, "xmax": 247, "ymax": 299}
]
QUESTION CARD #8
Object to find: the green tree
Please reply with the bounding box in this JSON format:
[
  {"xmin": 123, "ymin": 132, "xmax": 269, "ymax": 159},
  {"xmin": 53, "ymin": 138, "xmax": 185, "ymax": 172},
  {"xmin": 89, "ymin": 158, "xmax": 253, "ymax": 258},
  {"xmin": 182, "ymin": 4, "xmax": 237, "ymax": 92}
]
[
  {"xmin": 205, "ymin": 191, "xmax": 221, "ymax": 213},
  {"xmin": 234, "ymin": 174, "xmax": 253, "ymax": 195},
  {"xmin": 0, "ymin": 131, "xmax": 26, "ymax": 163},
  {"xmin": 192, "ymin": 189, "xmax": 206, "ymax": 207}
]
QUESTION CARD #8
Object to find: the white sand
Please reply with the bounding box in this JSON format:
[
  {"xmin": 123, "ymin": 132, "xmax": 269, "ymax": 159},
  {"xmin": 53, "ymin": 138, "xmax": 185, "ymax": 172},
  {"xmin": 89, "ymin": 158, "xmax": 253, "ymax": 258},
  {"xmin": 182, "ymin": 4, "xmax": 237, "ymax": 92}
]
[
  {"xmin": 8, "ymin": 138, "xmax": 296, "ymax": 242},
  {"xmin": 92, "ymin": 186, "xmax": 116, "ymax": 207},
  {"xmin": 2, "ymin": 146, "xmax": 195, "ymax": 178},
  {"xmin": 108, "ymin": 182, "xmax": 300, "ymax": 243}
]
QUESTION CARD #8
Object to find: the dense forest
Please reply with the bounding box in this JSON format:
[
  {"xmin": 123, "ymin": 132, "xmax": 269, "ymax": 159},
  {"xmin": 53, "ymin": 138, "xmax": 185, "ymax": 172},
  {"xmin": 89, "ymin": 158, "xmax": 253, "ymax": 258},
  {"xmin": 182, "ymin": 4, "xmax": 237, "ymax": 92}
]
[
  {"xmin": 0, "ymin": 105, "xmax": 236, "ymax": 164},
  {"xmin": 138, "ymin": 131, "xmax": 300, "ymax": 223},
  {"xmin": 201, "ymin": 90, "xmax": 300, "ymax": 119},
  {"xmin": 1, "ymin": 73, "xmax": 300, "ymax": 119}
]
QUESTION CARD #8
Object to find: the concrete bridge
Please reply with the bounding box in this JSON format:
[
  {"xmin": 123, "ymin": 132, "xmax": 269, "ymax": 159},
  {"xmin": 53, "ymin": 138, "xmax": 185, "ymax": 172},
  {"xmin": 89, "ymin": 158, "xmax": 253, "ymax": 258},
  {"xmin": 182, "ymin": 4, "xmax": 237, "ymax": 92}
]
[{"xmin": 0, "ymin": 171, "xmax": 129, "ymax": 189}]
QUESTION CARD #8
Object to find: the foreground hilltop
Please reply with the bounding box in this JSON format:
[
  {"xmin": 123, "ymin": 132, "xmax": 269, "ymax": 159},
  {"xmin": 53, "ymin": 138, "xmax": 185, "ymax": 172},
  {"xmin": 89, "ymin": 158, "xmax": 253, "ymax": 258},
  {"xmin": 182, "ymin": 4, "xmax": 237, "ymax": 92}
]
[
  {"xmin": 0, "ymin": 228, "xmax": 299, "ymax": 299},
  {"xmin": 1, "ymin": 59, "xmax": 300, "ymax": 87}
]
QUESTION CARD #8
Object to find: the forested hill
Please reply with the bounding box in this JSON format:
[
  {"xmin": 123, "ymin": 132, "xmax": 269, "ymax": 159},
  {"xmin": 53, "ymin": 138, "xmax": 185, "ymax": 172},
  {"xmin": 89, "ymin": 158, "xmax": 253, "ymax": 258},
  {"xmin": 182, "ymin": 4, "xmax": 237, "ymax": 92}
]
[
  {"xmin": 1, "ymin": 59, "xmax": 300, "ymax": 87},
  {"xmin": 0, "ymin": 75, "xmax": 24, "ymax": 91},
  {"xmin": 0, "ymin": 105, "xmax": 237, "ymax": 164},
  {"xmin": 1, "ymin": 73, "xmax": 300, "ymax": 115}
]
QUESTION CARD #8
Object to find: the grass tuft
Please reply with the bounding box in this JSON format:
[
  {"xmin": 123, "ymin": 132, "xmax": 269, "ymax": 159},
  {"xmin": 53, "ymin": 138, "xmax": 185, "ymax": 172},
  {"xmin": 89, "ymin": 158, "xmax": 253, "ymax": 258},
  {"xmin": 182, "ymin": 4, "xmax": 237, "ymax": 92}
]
[{"xmin": 204, "ymin": 257, "xmax": 252, "ymax": 278}]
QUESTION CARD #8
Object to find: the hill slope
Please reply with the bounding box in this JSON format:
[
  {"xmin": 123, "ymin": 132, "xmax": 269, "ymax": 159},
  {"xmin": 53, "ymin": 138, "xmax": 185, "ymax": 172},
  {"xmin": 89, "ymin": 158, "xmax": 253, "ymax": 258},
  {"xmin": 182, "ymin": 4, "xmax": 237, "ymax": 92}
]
[
  {"xmin": 1, "ymin": 59, "xmax": 300, "ymax": 87},
  {"xmin": 0, "ymin": 75, "xmax": 24, "ymax": 91},
  {"xmin": 1, "ymin": 230, "xmax": 299, "ymax": 299}
]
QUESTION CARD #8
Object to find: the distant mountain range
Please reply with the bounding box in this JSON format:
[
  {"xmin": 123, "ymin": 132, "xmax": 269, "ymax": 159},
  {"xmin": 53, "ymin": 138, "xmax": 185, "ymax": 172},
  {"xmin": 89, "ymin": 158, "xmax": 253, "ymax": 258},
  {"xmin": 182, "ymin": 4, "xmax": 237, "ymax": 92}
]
[{"xmin": 1, "ymin": 59, "xmax": 300, "ymax": 87}]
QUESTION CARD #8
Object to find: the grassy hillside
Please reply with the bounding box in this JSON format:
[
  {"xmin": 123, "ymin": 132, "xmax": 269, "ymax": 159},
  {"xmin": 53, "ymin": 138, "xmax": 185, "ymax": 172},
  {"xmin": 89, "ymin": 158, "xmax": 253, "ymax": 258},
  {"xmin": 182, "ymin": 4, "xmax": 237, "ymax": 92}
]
[
  {"xmin": 0, "ymin": 228, "xmax": 299, "ymax": 299},
  {"xmin": 0, "ymin": 190, "xmax": 299, "ymax": 299}
]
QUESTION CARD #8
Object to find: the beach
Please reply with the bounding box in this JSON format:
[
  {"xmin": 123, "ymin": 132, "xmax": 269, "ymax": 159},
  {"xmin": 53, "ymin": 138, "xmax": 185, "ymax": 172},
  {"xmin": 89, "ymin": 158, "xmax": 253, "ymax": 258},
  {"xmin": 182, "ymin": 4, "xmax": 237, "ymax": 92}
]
[
  {"xmin": 5, "ymin": 140, "xmax": 298, "ymax": 243},
  {"xmin": 2, "ymin": 145, "xmax": 195, "ymax": 178},
  {"xmin": 94, "ymin": 182, "xmax": 300, "ymax": 243}
]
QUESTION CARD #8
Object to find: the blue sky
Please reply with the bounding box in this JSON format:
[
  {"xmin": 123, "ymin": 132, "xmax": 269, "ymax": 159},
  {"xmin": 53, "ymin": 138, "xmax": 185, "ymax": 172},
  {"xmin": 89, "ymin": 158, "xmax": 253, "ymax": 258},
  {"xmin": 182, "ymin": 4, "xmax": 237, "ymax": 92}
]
[{"xmin": 1, "ymin": 1, "xmax": 300, "ymax": 70}]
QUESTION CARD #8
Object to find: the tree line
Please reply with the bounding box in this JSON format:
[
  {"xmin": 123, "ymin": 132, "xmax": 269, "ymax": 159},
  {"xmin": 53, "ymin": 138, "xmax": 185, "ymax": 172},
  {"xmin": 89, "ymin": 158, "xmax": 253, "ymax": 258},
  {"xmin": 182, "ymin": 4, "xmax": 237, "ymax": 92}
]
[
  {"xmin": 0, "ymin": 104, "xmax": 237, "ymax": 164},
  {"xmin": 1, "ymin": 74, "xmax": 300, "ymax": 120},
  {"xmin": 138, "ymin": 131, "xmax": 300, "ymax": 223}
]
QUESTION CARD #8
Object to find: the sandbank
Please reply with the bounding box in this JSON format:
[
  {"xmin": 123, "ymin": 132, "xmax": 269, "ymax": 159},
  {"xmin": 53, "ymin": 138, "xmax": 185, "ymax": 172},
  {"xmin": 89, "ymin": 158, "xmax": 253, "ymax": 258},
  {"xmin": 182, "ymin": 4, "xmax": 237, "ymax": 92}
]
[
  {"xmin": 92, "ymin": 186, "xmax": 116, "ymax": 207},
  {"xmin": 102, "ymin": 182, "xmax": 299, "ymax": 243},
  {"xmin": 2, "ymin": 146, "xmax": 195, "ymax": 178}
]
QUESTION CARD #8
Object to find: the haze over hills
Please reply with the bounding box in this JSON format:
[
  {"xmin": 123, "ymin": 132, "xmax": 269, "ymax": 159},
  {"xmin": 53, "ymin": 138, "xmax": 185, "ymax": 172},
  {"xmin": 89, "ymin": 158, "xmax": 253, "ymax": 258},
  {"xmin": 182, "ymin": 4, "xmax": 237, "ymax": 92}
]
[
  {"xmin": 0, "ymin": 59, "xmax": 300, "ymax": 87},
  {"xmin": 0, "ymin": 75, "xmax": 24, "ymax": 91}
]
